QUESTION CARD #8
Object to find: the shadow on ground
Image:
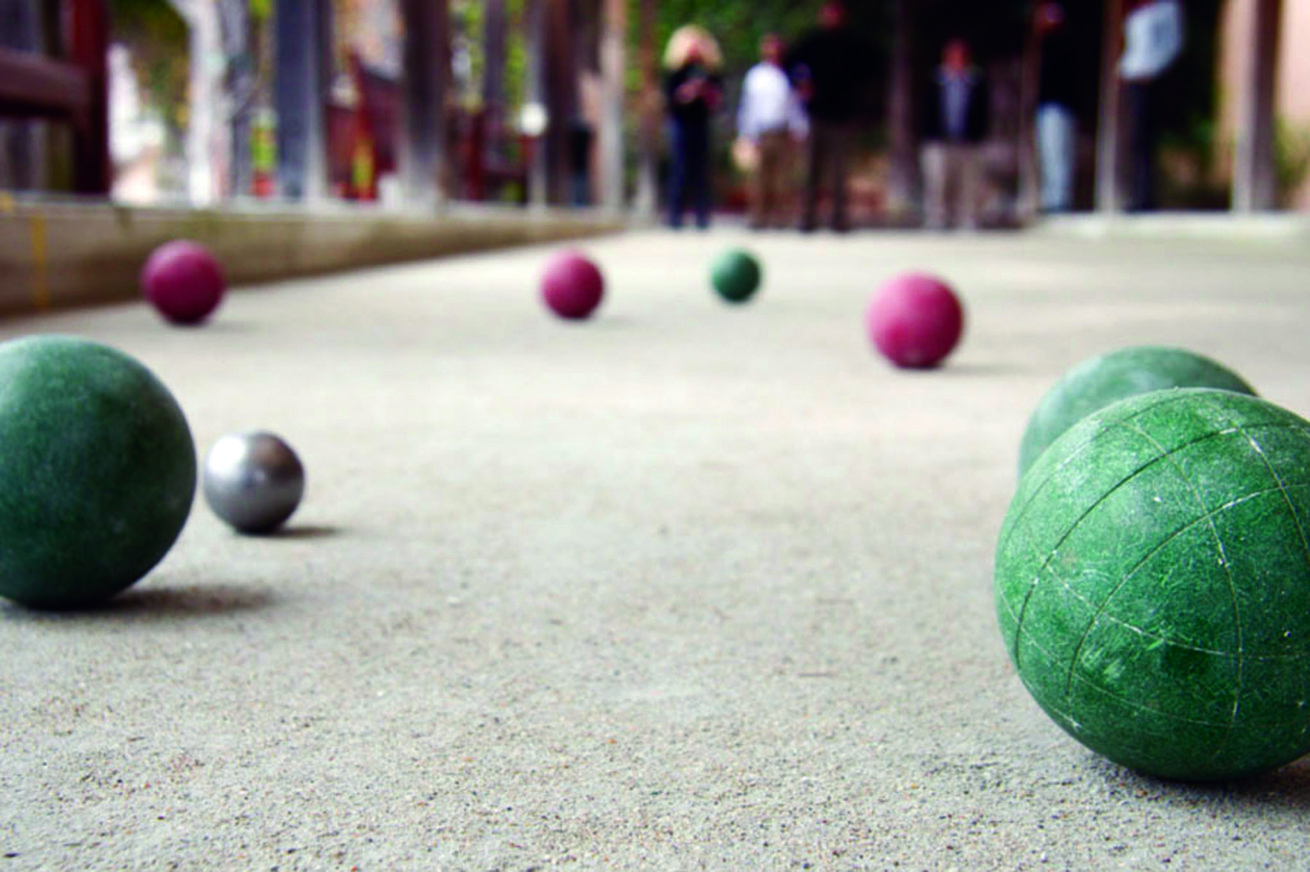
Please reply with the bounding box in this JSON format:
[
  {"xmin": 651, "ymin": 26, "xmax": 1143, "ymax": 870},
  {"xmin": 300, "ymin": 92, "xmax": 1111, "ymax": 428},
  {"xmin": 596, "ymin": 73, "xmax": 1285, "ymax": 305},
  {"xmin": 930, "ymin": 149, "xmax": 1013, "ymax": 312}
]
[
  {"xmin": 1096, "ymin": 756, "xmax": 1310, "ymax": 811},
  {"xmin": 258, "ymin": 524, "xmax": 342, "ymax": 541},
  {"xmin": 915, "ymin": 361, "xmax": 1024, "ymax": 378},
  {"xmin": 1, "ymin": 583, "xmax": 276, "ymax": 623}
]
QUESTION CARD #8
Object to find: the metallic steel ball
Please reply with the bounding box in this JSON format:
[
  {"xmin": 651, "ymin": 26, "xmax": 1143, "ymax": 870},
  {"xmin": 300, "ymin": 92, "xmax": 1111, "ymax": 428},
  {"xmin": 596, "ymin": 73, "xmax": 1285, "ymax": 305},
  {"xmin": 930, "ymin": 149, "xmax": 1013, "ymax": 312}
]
[{"xmin": 203, "ymin": 432, "xmax": 305, "ymax": 534}]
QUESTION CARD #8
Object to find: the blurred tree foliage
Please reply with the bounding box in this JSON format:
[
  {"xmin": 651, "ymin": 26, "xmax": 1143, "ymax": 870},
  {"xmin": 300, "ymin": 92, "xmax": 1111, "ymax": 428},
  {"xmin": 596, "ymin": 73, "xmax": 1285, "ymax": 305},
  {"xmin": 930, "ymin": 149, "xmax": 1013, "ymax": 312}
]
[
  {"xmin": 1276, "ymin": 120, "xmax": 1310, "ymax": 206},
  {"xmin": 452, "ymin": 0, "xmax": 483, "ymax": 107},
  {"xmin": 108, "ymin": 0, "xmax": 189, "ymax": 138}
]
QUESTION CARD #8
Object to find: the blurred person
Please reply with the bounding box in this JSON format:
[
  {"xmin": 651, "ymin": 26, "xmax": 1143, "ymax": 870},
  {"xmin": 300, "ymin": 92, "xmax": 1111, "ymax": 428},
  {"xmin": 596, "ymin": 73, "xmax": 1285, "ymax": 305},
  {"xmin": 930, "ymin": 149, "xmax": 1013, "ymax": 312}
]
[
  {"xmin": 1035, "ymin": 2, "xmax": 1077, "ymax": 213},
  {"xmin": 1119, "ymin": 0, "xmax": 1184, "ymax": 212},
  {"xmin": 921, "ymin": 38, "xmax": 991, "ymax": 230},
  {"xmin": 736, "ymin": 34, "xmax": 807, "ymax": 229},
  {"xmin": 664, "ymin": 25, "xmax": 724, "ymax": 229},
  {"xmin": 571, "ymin": 69, "xmax": 603, "ymax": 207},
  {"xmin": 569, "ymin": 119, "xmax": 595, "ymax": 206},
  {"xmin": 786, "ymin": 1, "xmax": 871, "ymax": 233}
]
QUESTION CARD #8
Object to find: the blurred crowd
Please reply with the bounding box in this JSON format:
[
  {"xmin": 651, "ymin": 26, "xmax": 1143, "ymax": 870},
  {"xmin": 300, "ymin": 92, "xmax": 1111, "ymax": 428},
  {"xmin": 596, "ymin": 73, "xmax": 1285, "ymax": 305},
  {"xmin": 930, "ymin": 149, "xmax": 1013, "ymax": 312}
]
[{"xmin": 662, "ymin": 0, "xmax": 1185, "ymax": 231}]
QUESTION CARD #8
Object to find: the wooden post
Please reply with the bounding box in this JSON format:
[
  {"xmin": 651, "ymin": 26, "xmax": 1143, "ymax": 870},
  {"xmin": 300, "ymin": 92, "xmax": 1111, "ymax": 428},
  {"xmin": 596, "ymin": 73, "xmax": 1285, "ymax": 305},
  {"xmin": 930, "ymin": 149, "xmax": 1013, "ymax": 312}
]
[
  {"xmin": 1232, "ymin": 0, "xmax": 1282, "ymax": 212},
  {"xmin": 633, "ymin": 0, "xmax": 658, "ymax": 220},
  {"xmin": 1094, "ymin": 0, "xmax": 1124, "ymax": 213},
  {"xmin": 0, "ymin": 0, "xmax": 43, "ymax": 190},
  {"xmin": 885, "ymin": 0, "xmax": 915, "ymax": 220},
  {"xmin": 483, "ymin": 0, "xmax": 506, "ymax": 182},
  {"xmin": 542, "ymin": 0, "xmax": 575, "ymax": 205},
  {"xmin": 275, "ymin": 0, "xmax": 329, "ymax": 201},
  {"xmin": 400, "ymin": 0, "xmax": 451, "ymax": 209},
  {"xmin": 1016, "ymin": 8, "xmax": 1041, "ymax": 221},
  {"xmin": 524, "ymin": 0, "xmax": 547, "ymax": 206},
  {"xmin": 217, "ymin": 0, "xmax": 255, "ymax": 198},
  {"xmin": 165, "ymin": 0, "xmax": 222, "ymax": 203},
  {"xmin": 598, "ymin": 0, "xmax": 625, "ymax": 211},
  {"xmin": 69, "ymin": 0, "xmax": 109, "ymax": 195}
]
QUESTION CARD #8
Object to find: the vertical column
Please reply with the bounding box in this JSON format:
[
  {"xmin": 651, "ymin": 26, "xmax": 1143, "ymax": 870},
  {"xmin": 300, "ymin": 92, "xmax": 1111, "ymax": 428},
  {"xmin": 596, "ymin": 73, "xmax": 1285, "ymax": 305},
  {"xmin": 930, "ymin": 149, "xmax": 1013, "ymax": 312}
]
[
  {"xmin": 1094, "ymin": 0, "xmax": 1124, "ymax": 213},
  {"xmin": 1016, "ymin": 8, "xmax": 1041, "ymax": 220},
  {"xmin": 481, "ymin": 0, "xmax": 505, "ymax": 198},
  {"xmin": 885, "ymin": 0, "xmax": 915, "ymax": 219},
  {"xmin": 400, "ymin": 0, "xmax": 451, "ymax": 209},
  {"xmin": 484, "ymin": 0, "xmax": 505, "ymax": 118},
  {"xmin": 1232, "ymin": 0, "xmax": 1281, "ymax": 212},
  {"xmin": 524, "ymin": 0, "xmax": 547, "ymax": 206},
  {"xmin": 217, "ymin": 0, "xmax": 254, "ymax": 198},
  {"xmin": 166, "ymin": 0, "xmax": 221, "ymax": 204},
  {"xmin": 598, "ymin": 0, "xmax": 625, "ymax": 211},
  {"xmin": 632, "ymin": 0, "xmax": 658, "ymax": 220},
  {"xmin": 542, "ymin": 0, "xmax": 575, "ymax": 205},
  {"xmin": 275, "ymin": 0, "xmax": 329, "ymax": 202},
  {"xmin": 485, "ymin": 0, "xmax": 505, "ymax": 141},
  {"xmin": 69, "ymin": 0, "xmax": 110, "ymax": 195},
  {"xmin": 0, "ymin": 0, "xmax": 43, "ymax": 190}
]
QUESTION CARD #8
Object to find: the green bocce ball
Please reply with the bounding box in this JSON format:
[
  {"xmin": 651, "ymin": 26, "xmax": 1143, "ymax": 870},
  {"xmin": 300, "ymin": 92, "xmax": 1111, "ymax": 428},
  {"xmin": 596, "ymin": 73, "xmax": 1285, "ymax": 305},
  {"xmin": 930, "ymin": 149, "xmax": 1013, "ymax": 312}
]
[
  {"xmin": 710, "ymin": 249, "xmax": 762, "ymax": 304},
  {"xmin": 996, "ymin": 388, "xmax": 1310, "ymax": 780},
  {"xmin": 0, "ymin": 336, "xmax": 196, "ymax": 608},
  {"xmin": 1018, "ymin": 346, "xmax": 1256, "ymax": 479}
]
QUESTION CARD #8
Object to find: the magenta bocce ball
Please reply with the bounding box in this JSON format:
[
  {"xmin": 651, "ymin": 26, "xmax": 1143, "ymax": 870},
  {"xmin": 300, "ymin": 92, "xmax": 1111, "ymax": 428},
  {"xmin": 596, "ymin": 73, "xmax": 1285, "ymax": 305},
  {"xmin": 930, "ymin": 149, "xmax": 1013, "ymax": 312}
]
[
  {"xmin": 866, "ymin": 273, "xmax": 964, "ymax": 369},
  {"xmin": 141, "ymin": 240, "xmax": 226, "ymax": 325},
  {"xmin": 541, "ymin": 251, "xmax": 605, "ymax": 320}
]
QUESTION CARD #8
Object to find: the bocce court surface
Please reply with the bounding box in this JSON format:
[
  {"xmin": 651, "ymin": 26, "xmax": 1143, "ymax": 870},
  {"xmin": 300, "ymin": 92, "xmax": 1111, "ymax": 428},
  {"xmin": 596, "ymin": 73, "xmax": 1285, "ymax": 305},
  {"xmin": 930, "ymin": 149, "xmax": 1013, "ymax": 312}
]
[{"xmin": 3, "ymin": 229, "xmax": 1310, "ymax": 869}]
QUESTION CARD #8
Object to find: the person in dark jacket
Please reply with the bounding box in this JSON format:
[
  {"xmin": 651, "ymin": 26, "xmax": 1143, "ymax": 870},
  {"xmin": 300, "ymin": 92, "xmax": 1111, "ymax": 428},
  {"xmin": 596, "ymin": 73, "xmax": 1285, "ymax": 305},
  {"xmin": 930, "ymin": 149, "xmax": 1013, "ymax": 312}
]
[
  {"xmin": 785, "ymin": 1, "xmax": 871, "ymax": 233},
  {"xmin": 663, "ymin": 25, "xmax": 724, "ymax": 229},
  {"xmin": 921, "ymin": 38, "xmax": 990, "ymax": 230},
  {"xmin": 1035, "ymin": 2, "xmax": 1078, "ymax": 212},
  {"xmin": 1118, "ymin": 0, "xmax": 1184, "ymax": 212}
]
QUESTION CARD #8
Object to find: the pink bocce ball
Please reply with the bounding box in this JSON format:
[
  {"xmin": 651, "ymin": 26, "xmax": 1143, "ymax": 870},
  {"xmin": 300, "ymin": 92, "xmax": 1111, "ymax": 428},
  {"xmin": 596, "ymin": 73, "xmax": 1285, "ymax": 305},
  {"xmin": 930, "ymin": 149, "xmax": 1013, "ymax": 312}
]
[
  {"xmin": 541, "ymin": 251, "xmax": 605, "ymax": 320},
  {"xmin": 141, "ymin": 240, "xmax": 226, "ymax": 326},
  {"xmin": 866, "ymin": 273, "xmax": 964, "ymax": 369}
]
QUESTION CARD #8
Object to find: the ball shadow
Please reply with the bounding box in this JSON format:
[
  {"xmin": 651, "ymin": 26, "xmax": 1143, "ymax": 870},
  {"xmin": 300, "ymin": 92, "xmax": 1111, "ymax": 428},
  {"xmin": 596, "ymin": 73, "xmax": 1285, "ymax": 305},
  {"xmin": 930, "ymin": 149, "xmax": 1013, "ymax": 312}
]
[
  {"xmin": 919, "ymin": 362, "xmax": 1020, "ymax": 378},
  {"xmin": 261, "ymin": 524, "xmax": 342, "ymax": 541},
  {"xmin": 1, "ymin": 582, "xmax": 276, "ymax": 623},
  {"xmin": 1095, "ymin": 756, "xmax": 1310, "ymax": 810},
  {"xmin": 185, "ymin": 319, "xmax": 258, "ymax": 335},
  {"xmin": 1223, "ymin": 758, "xmax": 1310, "ymax": 804},
  {"xmin": 568, "ymin": 314, "xmax": 633, "ymax": 330}
]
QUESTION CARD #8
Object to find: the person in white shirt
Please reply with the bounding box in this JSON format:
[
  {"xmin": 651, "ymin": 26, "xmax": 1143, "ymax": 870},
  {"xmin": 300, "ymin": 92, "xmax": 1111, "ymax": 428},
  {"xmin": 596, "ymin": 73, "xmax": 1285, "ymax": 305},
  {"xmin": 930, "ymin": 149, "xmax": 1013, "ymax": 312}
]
[
  {"xmin": 736, "ymin": 34, "xmax": 807, "ymax": 229},
  {"xmin": 1119, "ymin": 0, "xmax": 1184, "ymax": 211}
]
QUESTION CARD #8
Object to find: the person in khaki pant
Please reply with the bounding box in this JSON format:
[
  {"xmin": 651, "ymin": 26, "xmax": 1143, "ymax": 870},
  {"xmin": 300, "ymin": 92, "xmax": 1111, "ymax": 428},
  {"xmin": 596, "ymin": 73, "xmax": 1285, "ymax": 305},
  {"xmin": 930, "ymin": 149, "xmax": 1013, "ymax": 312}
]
[
  {"xmin": 920, "ymin": 38, "xmax": 991, "ymax": 230},
  {"xmin": 735, "ymin": 34, "xmax": 807, "ymax": 229}
]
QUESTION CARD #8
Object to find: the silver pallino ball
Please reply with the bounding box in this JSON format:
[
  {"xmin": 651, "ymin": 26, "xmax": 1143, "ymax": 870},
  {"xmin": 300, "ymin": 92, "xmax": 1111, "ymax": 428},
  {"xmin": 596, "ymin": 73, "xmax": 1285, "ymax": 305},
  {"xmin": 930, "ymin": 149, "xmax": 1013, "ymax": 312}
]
[{"xmin": 203, "ymin": 432, "xmax": 305, "ymax": 534}]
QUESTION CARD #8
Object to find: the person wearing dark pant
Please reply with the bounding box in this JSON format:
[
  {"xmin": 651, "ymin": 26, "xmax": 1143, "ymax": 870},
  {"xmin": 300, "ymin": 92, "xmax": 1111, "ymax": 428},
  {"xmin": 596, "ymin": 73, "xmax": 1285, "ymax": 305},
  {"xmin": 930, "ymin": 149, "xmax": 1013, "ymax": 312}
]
[
  {"xmin": 786, "ymin": 1, "xmax": 871, "ymax": 233},
  {"xmin": 1125, "ymin": 80, "xmax": 1158, "ymax": 212},
  {"xmin": 669, "ymin": 119, "xmax": 711, "ymax": 228},
  {"xmin": 1118, "ymin": 0, "xmax": 1183, "ymax": 212},
  {"xmin": 1034, "ymin": 2, "xmax": 1078, "ymax": 213},
  {"xmin": 663, "ymin": 25, "xmax": 723, "ymax": 229}
]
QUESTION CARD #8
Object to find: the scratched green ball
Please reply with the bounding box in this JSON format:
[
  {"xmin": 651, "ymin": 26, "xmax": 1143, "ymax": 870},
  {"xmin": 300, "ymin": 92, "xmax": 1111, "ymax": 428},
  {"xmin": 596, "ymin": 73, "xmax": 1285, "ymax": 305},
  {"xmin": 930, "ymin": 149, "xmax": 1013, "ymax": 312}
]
[
  {"xmin": 0, "ymin": 336, "xmax": 196, "ymax": 609},
  {"xmin": 1018, "ymin": 346, "xmax": 1256, "ymax": 479},
  {"xmin": 710, "ymin": 249, "xmax": 762, "ymax": 304},
  {"xmin": 996, "ymin": 388, "xmax": 1310, "ymax": 780}
]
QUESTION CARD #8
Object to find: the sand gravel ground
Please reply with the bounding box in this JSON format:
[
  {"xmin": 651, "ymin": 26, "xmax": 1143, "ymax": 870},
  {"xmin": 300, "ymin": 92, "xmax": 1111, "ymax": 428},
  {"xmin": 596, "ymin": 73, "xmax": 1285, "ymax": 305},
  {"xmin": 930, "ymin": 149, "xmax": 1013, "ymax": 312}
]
[{"xmin": 2, "ymin": 230, "xmax": 1310, "ymax": 870}]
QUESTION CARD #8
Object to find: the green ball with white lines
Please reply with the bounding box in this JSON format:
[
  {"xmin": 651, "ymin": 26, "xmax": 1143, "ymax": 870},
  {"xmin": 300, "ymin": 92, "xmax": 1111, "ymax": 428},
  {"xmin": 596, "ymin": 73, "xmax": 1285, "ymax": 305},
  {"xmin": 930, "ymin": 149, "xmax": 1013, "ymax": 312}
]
[
  {"xmin": 1018, "ymin": 346, "xmax": 1256, "ymax": 479},
  {"xmin": 995, "ymin": 388, "xmax": 1310, "ymax": 780}
]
